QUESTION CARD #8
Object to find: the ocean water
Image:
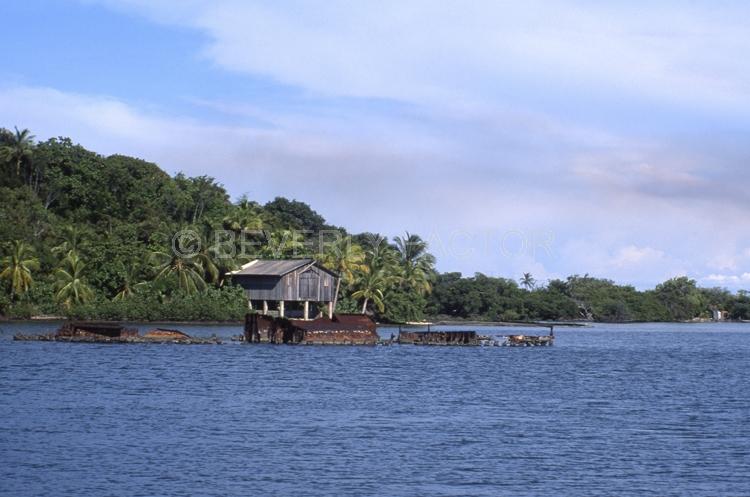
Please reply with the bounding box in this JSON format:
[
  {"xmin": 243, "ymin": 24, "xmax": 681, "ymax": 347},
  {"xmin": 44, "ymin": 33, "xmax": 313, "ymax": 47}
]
[{"xmin": 1, "ymin": 321, "xmax": 749, "ymax": 496}]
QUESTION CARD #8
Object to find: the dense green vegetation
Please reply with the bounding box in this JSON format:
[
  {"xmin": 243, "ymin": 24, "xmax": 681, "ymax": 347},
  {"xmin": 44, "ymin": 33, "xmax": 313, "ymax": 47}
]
[
  {"xmin": 0, "ymin": 127, "xmax": 436, "ymax": 322},
  {"xmin": 1, "ymin": 127, "xmax": 748, "ymax": 323},
  {"xmin": 428, "ymin": 273, "xmax": 750, "ymax": 322}
]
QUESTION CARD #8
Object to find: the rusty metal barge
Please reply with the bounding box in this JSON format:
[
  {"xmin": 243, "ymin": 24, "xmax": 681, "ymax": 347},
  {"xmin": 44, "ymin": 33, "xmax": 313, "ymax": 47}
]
[
  {"xmin": 241, "ymin": 314, "xmax": 555, "ymax": 347},
  {"xmin": 396, "ymin": 324, "xmax": 556, "ymax": 347},
  {"xmin": 244, "ymin": 313, "xmax": 379, "ymax": 345}
]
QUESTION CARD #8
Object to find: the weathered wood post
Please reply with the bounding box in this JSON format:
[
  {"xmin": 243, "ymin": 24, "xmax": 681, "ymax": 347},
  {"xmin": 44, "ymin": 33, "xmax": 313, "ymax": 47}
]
[
  {"xmin": 262, "ymin": 300, "xmax": 268, "ymax": 315},
  {"xmin": 327, "ymin": 301, "xmax": 333, "ymax": 319},
  {"xmin": 304, "ymin": 301, "xmax": 309, "ymax": 320},
  {"xmin": 279, "ymin": 300, "xmax": 285, "ymax": 318}
]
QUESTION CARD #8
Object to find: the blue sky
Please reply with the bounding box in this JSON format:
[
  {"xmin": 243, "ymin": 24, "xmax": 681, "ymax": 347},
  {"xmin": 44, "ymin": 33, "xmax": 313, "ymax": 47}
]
[{"xmin": 2, "ymin": 0, "xmax": 750, "ymax": 289}]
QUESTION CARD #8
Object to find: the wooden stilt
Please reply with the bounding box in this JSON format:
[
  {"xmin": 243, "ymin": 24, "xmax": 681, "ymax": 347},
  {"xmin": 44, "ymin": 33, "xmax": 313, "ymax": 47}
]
[
  {"xmin": 279, "ymin": 300, "xmax": 285, "ymax": 318},
  {"xmin": 262, "ymin": 300, "xmax": 268, "ymax": 315},
  {"xmin": 304, "ymin": 301, "xmax": 309, "ymax": 320},
  {"xmin": 328, "ymin": 301, "xmax": 333, "ymax": 320}
]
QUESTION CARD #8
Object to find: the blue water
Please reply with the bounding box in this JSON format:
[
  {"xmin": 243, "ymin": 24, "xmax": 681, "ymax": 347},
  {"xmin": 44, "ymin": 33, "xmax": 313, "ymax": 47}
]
[{"xmin": 1, "ymin": 321, "xmax": 749, "ymax": 496}]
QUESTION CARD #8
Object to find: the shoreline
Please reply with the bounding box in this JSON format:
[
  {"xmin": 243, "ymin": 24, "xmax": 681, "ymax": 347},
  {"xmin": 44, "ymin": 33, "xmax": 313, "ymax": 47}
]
[{"xmin": 3, "ymin": 316, "xmax": 747, "ymax": 326}]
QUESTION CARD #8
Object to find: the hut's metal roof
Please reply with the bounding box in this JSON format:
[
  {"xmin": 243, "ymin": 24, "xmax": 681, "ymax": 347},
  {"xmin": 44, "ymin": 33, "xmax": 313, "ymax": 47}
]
[{"xmin": 230, "ymin": 259, "xmax": 315, "ymax": 276}]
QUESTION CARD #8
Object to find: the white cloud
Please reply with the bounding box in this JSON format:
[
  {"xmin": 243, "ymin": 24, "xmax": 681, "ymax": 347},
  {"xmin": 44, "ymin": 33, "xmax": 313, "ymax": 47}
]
[
  {"xmin": 93, "ymin": 0, "xmax": 750, "ymax": 111},
  {"xmin": 611, "ymin": 245, "xmax": 666, "ymax": 268},
  {"xmin": 708, "ymin": 253, "xmax": 739, "ymax": 272},
  {"xmin": 702, "ymin": 273, "xmax": 750, "ymax": 286}
]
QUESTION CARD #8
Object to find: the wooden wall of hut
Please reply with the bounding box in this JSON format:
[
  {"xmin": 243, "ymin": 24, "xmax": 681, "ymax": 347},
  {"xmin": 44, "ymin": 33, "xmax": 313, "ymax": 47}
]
[{"xmin": 236, "ymin": 265, "xmax": 335, "ymax": 302}]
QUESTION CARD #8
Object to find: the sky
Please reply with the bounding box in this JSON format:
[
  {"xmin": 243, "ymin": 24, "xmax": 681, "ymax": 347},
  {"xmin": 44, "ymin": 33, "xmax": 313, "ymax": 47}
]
[{"xmin": 2, "ymin": 0, "xmax": 750, "ymax": 289}]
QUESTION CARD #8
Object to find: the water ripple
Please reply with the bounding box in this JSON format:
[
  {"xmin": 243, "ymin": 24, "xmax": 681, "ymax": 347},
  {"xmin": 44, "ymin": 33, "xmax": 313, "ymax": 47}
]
[{"xmin": 1, "ymin": 322, "xmax": 749, "ymax": 496}]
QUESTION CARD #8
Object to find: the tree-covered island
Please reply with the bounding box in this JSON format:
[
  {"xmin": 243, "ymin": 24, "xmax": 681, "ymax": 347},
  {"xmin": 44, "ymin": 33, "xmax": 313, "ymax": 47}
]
[{"xmin": 2, "ymin": 127, "xmax": 749, "ymax": 323}]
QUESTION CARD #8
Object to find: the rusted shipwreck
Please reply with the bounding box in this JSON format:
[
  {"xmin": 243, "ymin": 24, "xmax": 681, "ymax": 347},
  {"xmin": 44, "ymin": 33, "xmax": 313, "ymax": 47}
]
[
  {"xmin": 398, "ymin": 329, "xmax": 480, "ymax": 345},
  {"xmin": 244, "ymin": 313, "xmax": 379, "ymax": 345},
  {"xmin": 502, "ymin": 324, "xmax": 556, "ymax": 346},
  {"xmin": 505, "ymin": 333, "xmax": 554, "ymax": 346},
  {"xmin": 397, "ymin": 325, "xmax": 556, "ymax": 346},
  {"xmin": 14, "ymin": 321, "xmax": 221, "ymax": 344}
]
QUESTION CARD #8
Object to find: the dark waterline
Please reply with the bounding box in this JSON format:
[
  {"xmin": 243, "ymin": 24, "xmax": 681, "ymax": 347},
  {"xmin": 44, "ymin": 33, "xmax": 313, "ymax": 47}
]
[{"xmin": 1, "ymin": 322, "xmax": 749, "ymax": 496}]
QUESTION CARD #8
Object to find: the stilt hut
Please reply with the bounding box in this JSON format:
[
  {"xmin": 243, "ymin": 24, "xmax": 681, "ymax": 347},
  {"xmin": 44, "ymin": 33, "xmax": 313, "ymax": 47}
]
[{"xmin": 228, "ymin": 259, "xmax": 337, "ymax": 319}]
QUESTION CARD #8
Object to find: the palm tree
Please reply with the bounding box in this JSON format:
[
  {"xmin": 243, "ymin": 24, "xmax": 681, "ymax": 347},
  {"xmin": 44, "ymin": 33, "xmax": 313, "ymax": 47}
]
[
  {"xmin": 193, "ymin": 221, "xmax": 240, "ymax": 287},
  {"xmin": 199, "ymin": 236, "xmax": 233, "ymax": 287},
  {"xmin": 223, "ymin": 197, "xmax": 263, "ymax": 233},
  {"xmin": 0, "ymin": 127, "xmax": 35, "ymax": 177},
  {"xmin": 260, "ymin": 230, "xmax": 307, "ymax": 258},
  {"xmin": 394, "ymin": 232, "xmax": 436, "ymax": 295},
  {"xmin": 52, "ymin": 225, "xmax": 89, "ymax": 257},
  {"xmin": 149, "ymin": 250, "xmax": 207, "ymax": 294},
  {"xmin": 317, "ymin": 236, "xmax": 366, "ymax": 311},
  {"xmin": 364, "ymin": 236, "xmax": 398, "ymax": 271},
  {"xmin": 520, "ymin": 272, "xmax": 536, "ymax": 290},
  {"xmin": 0, "ymin": 241, "xmax": 39, "ymax": 300},
  {"xmin": 55, "ymin": 251, "xmax": 94, "ymax": 308},
  {"xmin": 352, "ymin": 268, "xmax": 388, "ymax": 314},
  {"xmin": 113, "ymin": 264, "xmax": 147, "ymax": 301}
]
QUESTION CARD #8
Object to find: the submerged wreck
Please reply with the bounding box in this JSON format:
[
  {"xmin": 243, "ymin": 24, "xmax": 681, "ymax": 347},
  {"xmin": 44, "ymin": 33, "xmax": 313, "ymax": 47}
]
[
  {"xmin": 397, "ymin": 325, "xmax": 556, "ymax": 346},
  {"xmin": 505, "ymin": 333, "xmax": 555, "ymax": 346},
  {"xmin": 398, "ymin": 329, "xmax": 480, "ymax": 345},
  {"xmin": 12, "ymin": 317, "xmax": 555, "ymax": 348},
  {"xmin": 14, "ymin": 321, "xmax": 221, "ymax": 344},
  {"xmin": 244, "ymin": 313, "xmax": 379, "ymax": 345}
]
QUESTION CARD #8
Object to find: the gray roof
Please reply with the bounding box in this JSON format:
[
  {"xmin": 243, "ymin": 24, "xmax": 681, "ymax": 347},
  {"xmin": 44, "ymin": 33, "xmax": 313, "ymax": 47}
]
[{"xmin": 230, "ymin": 259, "xmax": 315, "ymax": 277}]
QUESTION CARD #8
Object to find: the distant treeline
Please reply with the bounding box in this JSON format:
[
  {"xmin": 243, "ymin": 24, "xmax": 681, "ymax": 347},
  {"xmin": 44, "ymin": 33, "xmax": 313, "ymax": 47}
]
[
  {"xmin": 1, "ymin": 127, "xmax": 748, "ymax": 323},
  {"xmin": 429, "ymin": 273, "xmax": 750, "ymax": 322}
]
